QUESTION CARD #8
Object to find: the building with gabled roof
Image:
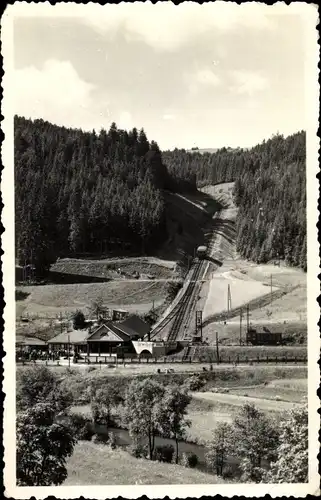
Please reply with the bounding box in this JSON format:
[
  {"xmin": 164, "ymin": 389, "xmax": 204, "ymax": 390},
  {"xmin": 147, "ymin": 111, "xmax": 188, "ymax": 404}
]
[
  {"xmin": 114, "ymin": 314, "xmax": 150, "ymax": 340},
  {"xmin": 86, "ymin": 322, "xmax": 134, "ymax": 355},
  {"xmin": 47, "ymin": 329, "xmax": 89, "ymax": 352}
]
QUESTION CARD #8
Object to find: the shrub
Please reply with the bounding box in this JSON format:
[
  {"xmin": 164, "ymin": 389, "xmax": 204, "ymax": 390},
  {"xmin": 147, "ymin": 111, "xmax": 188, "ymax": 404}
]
[
  {"xmin": 185, "ymin": 375, "xmax": 204, "ymax": 391},
  {"xmin": 92, "ymin": 433, "xmax": 110, "ymax": 444},
  {"xmin": 109, "ymin": 431, "xmax": 117, "ymax": 449},
  {"xmin": 222, "ymin": 465, "xmax": 234, "ymax": 479},
  {"xmin": 69, "ymin": 413, "xmax": 94, "ymax": 441},
  {"xmin": 87, "ymin": 366, "xmax": 96, "ymax": 373},
  {"xmin": 154, "ymin": 444, "xmax": 175, "ymax": 463},
  {"xmin": 181, "ymin": 452, "xmax": 199, "ymax": 468},
  {"xmin": 128, "ymin": 441, "xmax": 149, "ymax": 459}
]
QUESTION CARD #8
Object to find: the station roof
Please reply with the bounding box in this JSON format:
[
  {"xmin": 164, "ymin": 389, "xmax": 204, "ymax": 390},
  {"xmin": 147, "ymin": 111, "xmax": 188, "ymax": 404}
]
[
  {"xmin": 87, "ymin": 323, "xmax": 129, "ymax": 343},
  {"xmin": 16, "ymin": 335, "xmax": 47, "ymax": 346},
  {"xmin": 115, "ymin": 314, "xmax": 150, "ymax": 338},
  {"xmin": 47, "ymin": 329, "xmax": 89, "ymax": 345}
]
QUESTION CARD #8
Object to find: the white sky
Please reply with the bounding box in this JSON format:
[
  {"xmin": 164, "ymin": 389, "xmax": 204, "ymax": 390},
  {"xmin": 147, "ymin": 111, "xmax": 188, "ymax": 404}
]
[{"xmin": 12, "ymin": 2, "xmax": 313, "ymax": 150}]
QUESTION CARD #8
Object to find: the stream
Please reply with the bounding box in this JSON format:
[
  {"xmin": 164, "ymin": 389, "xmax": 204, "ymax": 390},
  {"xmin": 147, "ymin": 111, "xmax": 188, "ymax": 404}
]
[{"xmin": 92, "ymin": 423, "xmax": 240, "ymax": 476}]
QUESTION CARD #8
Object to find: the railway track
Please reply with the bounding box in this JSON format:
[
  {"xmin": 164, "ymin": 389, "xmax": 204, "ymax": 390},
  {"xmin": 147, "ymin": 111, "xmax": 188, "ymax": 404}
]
[
  {"xmin": 149, "ymin": 259, "xmax": 204, "ymax": 341},
  {"xmin": 167, "ymin": 260, "xmax": 203, "ymax": 341}
]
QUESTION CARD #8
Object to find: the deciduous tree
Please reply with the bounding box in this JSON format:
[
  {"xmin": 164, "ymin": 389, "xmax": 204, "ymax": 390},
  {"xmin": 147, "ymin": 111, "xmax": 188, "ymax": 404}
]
[
  {"xmin": 17, "ymin": 402, "xmax": 76, "ymax": 486},
  {"xmin": 155, "ymin": 385, "xmax": 191, "ymax": 464},
  {"xmin": 264, "ymin": 404, "xmax": 308, "ymax": 483},
  {"xmin": 124, "ymin": 379, "xmax": 165, "ymax": 460}
]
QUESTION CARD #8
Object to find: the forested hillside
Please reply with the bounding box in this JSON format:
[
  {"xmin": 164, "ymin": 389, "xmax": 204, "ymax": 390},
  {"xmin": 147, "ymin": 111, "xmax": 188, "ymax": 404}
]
[
  {"xmin": 162, "ymin": 147, "xmax": 245, "ymax": 192},
  {"xmin": 164, "ymin": 132, "xmax": 306, "ymax": 270},
  {"xmin": 15, "ymin": 116, "xmax": 172, "ymax": 274},
  {"xmin": 15, "ymin": 114, "xmax": 306, "ymax": 275},
  {"xmin": 233, "ymin": 132, "xmax": 306, "ymax": 270}
]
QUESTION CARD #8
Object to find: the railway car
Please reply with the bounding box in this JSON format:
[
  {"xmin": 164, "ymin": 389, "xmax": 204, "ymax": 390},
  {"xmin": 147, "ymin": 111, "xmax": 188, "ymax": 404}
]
[{"xmin": 196, "ymin": 245, "xmax": 207, "ymax": 259}]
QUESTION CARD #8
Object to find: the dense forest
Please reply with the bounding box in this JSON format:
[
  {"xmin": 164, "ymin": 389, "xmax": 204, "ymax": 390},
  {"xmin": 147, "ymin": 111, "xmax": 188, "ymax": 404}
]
[
  {"xmin": 15, "ymin": 116, "xmax": 175, "ymax": 274},
  {"xmin": 15, "ymin": 114, "xmax": 306, "ymax": 275},
  {"xmin": 162, "ymin": 147, "xmax": 245, "ymax": 191},
  {"xmin": 233, "ymin": 132, "xmax": 306, "ymax": 270},
  {"xmin": 163, "ymin": 131, "xmax": 307, "ymax": 270}
]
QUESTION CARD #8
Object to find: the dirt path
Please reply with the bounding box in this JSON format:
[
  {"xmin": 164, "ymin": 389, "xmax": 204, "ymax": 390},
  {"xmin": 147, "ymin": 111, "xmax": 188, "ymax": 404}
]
[{"xmin": 191, "ymin": 391, "xmax": 299, "ymax": 412}]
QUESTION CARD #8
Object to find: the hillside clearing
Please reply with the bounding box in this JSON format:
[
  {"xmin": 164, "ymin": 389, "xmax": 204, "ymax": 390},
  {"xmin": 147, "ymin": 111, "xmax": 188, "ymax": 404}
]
[
  {"xmin": 50, "ymin": 257, "xmax": 177, "ymax": 281},
  {"xmin": 16, "ymin": 281, "xmax": 168, "ymax": 319},
  {"xmin": 64, "ymin": 442, "xmax": 223, "ymax": 485}
]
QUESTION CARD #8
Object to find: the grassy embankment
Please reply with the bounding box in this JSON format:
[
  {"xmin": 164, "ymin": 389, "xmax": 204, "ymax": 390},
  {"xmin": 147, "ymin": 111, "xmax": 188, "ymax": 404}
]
[{"xmin": 64, "ymin": 442, "xmax": 224, "ymax": 485}]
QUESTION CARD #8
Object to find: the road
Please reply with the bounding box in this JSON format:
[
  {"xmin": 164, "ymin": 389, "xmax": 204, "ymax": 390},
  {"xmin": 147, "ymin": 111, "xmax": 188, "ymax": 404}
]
[{"xmin": 191, "ymin": 391, "xmax": 300, "ymax": 412}]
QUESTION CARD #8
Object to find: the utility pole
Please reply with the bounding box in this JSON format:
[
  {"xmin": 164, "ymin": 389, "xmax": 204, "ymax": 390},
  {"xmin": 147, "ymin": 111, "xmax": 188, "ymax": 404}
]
[
  {"xmin": 246, "ymin": 305, "xmax": 250, "ymax": 345},
  {"xmin": 227, "ymin": 284, "xmax": 232, "ymax": 314},
  {"xmin": 239, "ymin": 308, "xmax": 243, "ymax": 346},
  {"xmin": 196, "ymin": 311, "xmax": 202, "ymax": 341},
  {"xmin": 60, "ymin": 311, "xmax": 63, "ymax": 334},
  {"xmin": 270, "ymin": 274, "xmax": 273, "ymax": 305},
  {"xmin": 215, "ymin": 331, "xmax": 220, "ymax": 364},
  {"xmin": 68, "ymin": 334, "xmax": 71, "ymax": 368}
]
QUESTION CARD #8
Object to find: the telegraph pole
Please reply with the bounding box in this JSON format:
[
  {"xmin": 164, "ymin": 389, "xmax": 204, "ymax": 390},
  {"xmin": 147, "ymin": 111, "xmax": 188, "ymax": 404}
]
[
  {"xmin": 270, "ymin": 274, "xmax": 273, "ymax": 305},
  {"xmin": 227, "ymin": 284, "xmax": 232, "ymax": 314},
  {"xmin": 239, "ymin": 308, "xmax": 243, "ymax": 346},
  {"xmin": 215, "ymin": 331, "xmax": 220, "ymax": 364},
  {"xmin": 196, "ymin": 311, "xmax": 203, "ymax": 341},
  {"xmin": 68, "ymin": 334, "xmax": 71, "ymax": 368},
  {"xmin": 246, "ymin": 305, "xmax": 250, "ymax": 344}
]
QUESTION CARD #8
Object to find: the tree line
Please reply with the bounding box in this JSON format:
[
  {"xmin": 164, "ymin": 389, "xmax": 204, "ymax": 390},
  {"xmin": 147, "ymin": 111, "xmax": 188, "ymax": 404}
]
[
  {"xmin": 15, "ymin": 114, "xmax": 306, "ymax": 274},
  {"xmin": 16, "ymin": 365, "xmax": 308, "ymax": 486},
  {"xmin": 164, "ymin": 131, "xmax": 306, "ymax": 270},
  {"xmin": 162, "ymin": 146, "xmax": 245, "ymax": 191},
  {"xmin": 15, "ymin": 116, "xmax": 182, "ymax": 275}
]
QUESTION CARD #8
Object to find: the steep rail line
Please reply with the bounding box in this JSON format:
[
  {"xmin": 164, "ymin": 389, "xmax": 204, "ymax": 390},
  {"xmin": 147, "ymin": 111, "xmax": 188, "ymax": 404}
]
[
  {"xmin": 148, "ymin": 259, "xmax": 203, "ymax": 341},
  {"xmin": 167, "ymin": 260, "xmax": 203, "ymax": 341}
]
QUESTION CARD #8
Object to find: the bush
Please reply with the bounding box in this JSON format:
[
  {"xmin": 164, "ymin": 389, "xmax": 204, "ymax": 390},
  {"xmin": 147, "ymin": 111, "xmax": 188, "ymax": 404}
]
[
  {"xmin": 128, "ymin": 441, "xmax": 148, "ymax": 459},
  {"xmin": 92, "ymin": 433, "xmax": 110, "ymax": 444},
  {"xmin": 87, "ymin": 366, "xmax": 96, "ymax": 373},
  {"xmin": 181, "ymin": 452, "xmax": 199, "ymax": 468},
  {"xmin": 69, "ymin": 413, "xmax": 94, "ymax": 441},
  {"xmin": 154, "ymin": 444, "xmax": 174, "ymax": 463},
  {"xmin": 184, "ymin": 375, "xmax": 205, "ymax": 391},
  {"xmin": 222, "ymin": 465, "xmax": 234, "ymax": 479},
  {"xmin": 109, "ymin": 431, "xmax": 117, "ymax": 449}
]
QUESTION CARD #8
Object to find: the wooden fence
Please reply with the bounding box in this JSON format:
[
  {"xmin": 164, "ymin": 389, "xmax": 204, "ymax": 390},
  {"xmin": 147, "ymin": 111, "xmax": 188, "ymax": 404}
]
[{"xmin": 17, "ymin": 354, "xmax": 307, "ymax": 366}]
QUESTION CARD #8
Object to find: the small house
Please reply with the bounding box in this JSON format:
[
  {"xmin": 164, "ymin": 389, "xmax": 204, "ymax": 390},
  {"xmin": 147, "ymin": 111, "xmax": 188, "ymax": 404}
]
[{"xmin": 86, "ymin": 322, "xmax": 132, "ymax": 355}]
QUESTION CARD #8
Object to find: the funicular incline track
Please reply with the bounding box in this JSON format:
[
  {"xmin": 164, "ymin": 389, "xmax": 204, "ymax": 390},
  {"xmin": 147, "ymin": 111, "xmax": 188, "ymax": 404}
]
[{"xmin": 149, "ymin": 259, "xmax": 203, "ymax": 341}]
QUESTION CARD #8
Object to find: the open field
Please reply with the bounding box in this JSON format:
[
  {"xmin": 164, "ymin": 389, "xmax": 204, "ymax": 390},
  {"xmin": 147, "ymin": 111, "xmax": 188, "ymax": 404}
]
[
  {"xmin": 201, "ymin": 320, "xmax": 307, "ymax": 346},
  {"xmin": 50, "ymin": 256, "xmax": 178, "ymax": 281},
  {"xmin": 190, "ymin": 345, "xmax": 307, "ymax": 362},
  {"xmin": 16, "ymin": 280, "xmax": 169, "ymax": 319},
  {"xmin": 227, "ymin": 378, "xmax": 307, "ymax": 403},
  {"xmin": 18, "ymin": 361, "xmax": 307, "ymax": 381},
  {"xmin": 192, "ymin": 391, "xmax": 301, "ymax": 413},
  {"xmin": 203, "ymin": 260, "xmax": 306, "ymax": 323},
  {"xmin": 64, "ymin": 442, "xmax": 223, "ymax": 485}
]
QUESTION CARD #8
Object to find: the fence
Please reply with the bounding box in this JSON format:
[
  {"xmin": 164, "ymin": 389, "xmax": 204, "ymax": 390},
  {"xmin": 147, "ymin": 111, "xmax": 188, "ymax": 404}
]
[{"xmin": 17, "ymin": 354, "xmax": 307, "ymax": 366}]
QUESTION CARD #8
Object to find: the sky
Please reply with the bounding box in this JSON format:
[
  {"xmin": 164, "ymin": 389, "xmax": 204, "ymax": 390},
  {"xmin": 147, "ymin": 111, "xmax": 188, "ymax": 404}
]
[{"xmin": 12, "ymin": 2, "xmax": 311, "ymax": 150}]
